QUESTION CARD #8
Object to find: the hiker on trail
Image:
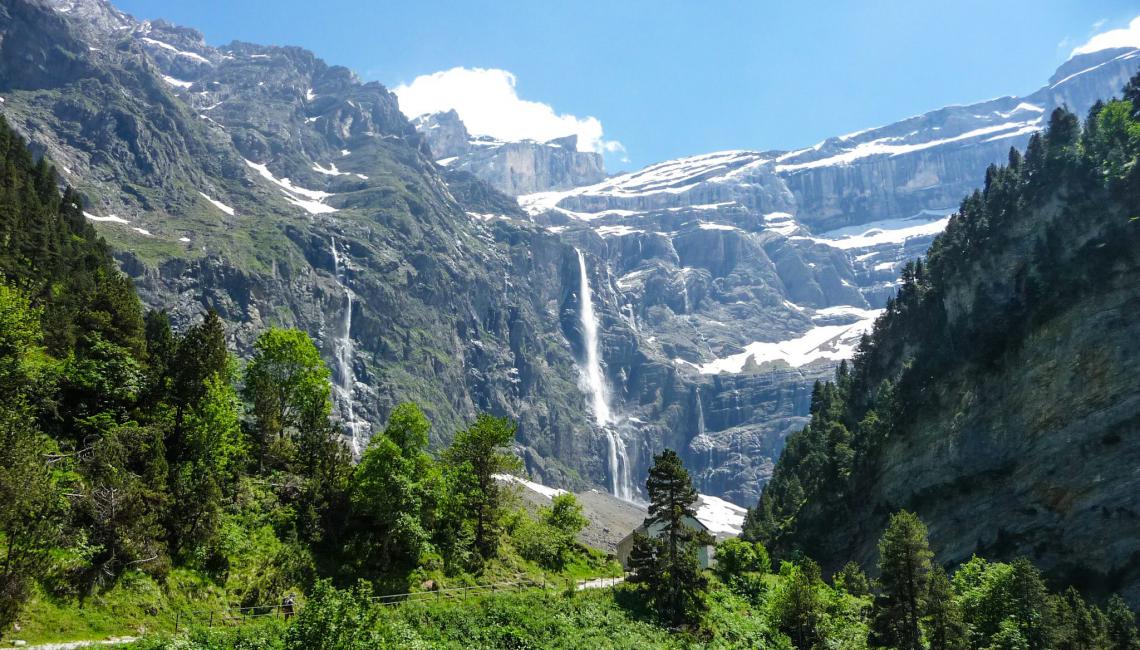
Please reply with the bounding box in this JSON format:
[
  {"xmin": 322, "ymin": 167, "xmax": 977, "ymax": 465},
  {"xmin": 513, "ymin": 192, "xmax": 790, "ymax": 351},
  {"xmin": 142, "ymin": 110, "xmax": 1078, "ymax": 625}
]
[{"xmin": 282, "ymin": 593, "xmax": 296, "ymax": 619}]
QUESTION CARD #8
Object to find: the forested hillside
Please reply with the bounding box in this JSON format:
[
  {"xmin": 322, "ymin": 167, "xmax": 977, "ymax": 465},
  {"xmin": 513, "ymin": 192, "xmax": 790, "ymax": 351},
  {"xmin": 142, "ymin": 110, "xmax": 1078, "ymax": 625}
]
[{"xmin": 745, "ymin": 76, "xmax": 1140, "ymax": 605}]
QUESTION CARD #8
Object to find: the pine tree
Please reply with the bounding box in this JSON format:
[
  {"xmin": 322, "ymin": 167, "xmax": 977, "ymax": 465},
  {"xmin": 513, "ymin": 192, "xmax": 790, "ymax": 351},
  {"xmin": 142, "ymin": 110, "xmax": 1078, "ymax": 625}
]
[
  {"xmin": 924, "ymin": 565, "xmax": 967, "ymax": 650},
  {"xmin": 1123, "ymin": 70, "xmax": 1140, "ymax": 119},
  {"xmin": 1106, "ymin": 595, "xmax": 1140, "ymax": 650},
  {"xmin": 1053, "ymin": 587, "xmax": 1105, "ymax": 650},
  {"xmin": 871, "ymin": 510, "xmax": 933, "ymax": 650},
  {"xmin": 627, "ymin": 449, "xmax": 711, "ymax": 628},
  {"xmin": 1007, "ymin": 558, "xmax": 1052, "ymax": 650},
  {"xmin": 834, "ymin": 560, "xmax": 870, "ymax": 597},
  {"xmin": 773, "ymin": 561, "xmax": 825, "ymax": 649},
  {"xmin": 442, "ymin": 413, "xmax": 521, "ymax": 558}
]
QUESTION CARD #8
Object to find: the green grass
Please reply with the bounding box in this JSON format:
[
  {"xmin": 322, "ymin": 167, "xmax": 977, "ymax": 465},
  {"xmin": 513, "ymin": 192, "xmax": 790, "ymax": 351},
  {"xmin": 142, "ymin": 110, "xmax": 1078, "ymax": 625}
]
[{"xmin": 13, "ymin": 569, "xmax": 231, "ymax": 646}]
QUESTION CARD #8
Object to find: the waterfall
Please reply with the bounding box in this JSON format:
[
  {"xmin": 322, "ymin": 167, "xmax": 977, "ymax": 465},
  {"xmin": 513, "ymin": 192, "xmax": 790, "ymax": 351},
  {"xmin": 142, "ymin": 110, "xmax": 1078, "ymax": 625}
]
[
  {"xmin": 331, "ymin": 237, "xmax": 367, "ymax": 456},
  {"xmin": 695, "ymin": 386, "xmax": 706, "ymax": 437},
  {"xmin": 576, "ymin": 249, "xmax": 633, "ymax": 500},
  {"xmin": 695, "ymin": 386, "xmax": 714, "ymax": 490}
]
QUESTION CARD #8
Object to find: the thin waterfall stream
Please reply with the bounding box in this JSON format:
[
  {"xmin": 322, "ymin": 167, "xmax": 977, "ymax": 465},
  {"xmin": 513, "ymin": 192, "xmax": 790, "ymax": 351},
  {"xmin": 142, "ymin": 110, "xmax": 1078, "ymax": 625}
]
[
  {"xmin": 575, "ymin": 248, "xmax": 633, "ymax": 501},
  {"xmin": 331, "ymin": 237, "xmax": 367, "ymax": 456}
]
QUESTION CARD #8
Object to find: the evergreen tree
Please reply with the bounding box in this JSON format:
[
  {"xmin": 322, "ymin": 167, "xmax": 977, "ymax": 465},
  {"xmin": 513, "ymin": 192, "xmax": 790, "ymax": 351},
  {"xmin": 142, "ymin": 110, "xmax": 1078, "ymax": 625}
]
[
  {"xmin": 170, "ymin": 310, "xmax": 229, "ymax": 450},
  {"xmin": 1106, "ymin": 595, "xmax": 1140, "ymax": 650},
  {"xmin": 442, "ymin": 413, "xmax": 521, "ymax": 559},
  {"xmin": 627, "ymin": 449, "xmax": 711, "ymax": 628},
  {"xmin": 1006, "ymin": 558, "xmax": 1052, "ymax": 650},
  {"xmin": 772, "ymin": 560, "xmax": 826, "ymax": 649},
  {"xmin": 1123, "ymin": 70, "xmax": 1140, "ymax": 119},
  {"xmin": 834, "ymin": 560, "xmax": 870, "ymax": 597},
  {"xmin": 924, "ymin": 565, "xmax": 967, "ymax": 650},
  {"xmin": 871, "ymin": 511, "xmax": 933, "ymax": 650},
  {"xmin": 1052, "ymin": 587, "xmax": 1106, "ymax": 650},
  {"xmin": 0, "ymin": 400, "xmax": 63, "ymax": 629}
]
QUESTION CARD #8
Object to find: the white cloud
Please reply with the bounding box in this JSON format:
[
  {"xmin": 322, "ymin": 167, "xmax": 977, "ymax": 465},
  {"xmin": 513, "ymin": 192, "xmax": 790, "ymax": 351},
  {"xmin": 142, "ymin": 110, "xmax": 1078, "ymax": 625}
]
[
  {"xmin": 393, "ymin": 67, "xmax": 623, "ymax": 155},
  {"xmin": 1072, "ymin": 15, "xmax": 1140, "ymax": 56}
]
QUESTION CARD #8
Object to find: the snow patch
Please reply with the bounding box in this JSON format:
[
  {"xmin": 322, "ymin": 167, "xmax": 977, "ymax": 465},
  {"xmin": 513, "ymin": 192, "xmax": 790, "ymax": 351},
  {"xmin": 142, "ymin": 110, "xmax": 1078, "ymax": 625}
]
[
  {"xmin": 776, "ymin": 121, "xmax": 1042, "ymax": 172},
  {"xmin": 688, "ymin": 307, "xmax": 881, "ymax": 373},
  {"xmin": 138, "ymin": 37, "xmax": 211, "ymax": 65},
  {"xmin": 162, "ymin": 75, "xmax": 193, "ymax": 89},
  {"xmin": 83, "ymin": 212, "xmax": 129, "ymax": 224},
  {"xmin": 595, "ymin": 224, "xmax": 643, "ymax": 237},
  {"xmin": 763, "ymin": 212, "xmax": 798, "ymax": 236},
  {"xmin": 518, "ymin": 151, "xmax": 765, "ymax": 217},
  {"xmin": 244, "ymin": 159, "xmax": 337, "ymax": 215},
  {"xmin": 198, "ymin": 192, "xmax": 235, "ymax": 216},
  {"xmin": 494, "ymin": 474, "xmax": 567, "ymax": 500},
  {"xmin": 805, "ymin": 209, "xmax": 954, "ymax": 250}
]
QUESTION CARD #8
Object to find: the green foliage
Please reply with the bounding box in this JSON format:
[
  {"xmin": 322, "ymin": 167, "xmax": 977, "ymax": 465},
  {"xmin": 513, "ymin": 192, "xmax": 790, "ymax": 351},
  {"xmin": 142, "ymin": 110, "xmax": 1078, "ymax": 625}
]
[
  {"xmin": 1106, "ymin": 595, "xmax": 1140, "ymax": 650},
  {"xmin": 346, "ymin": 403, "xmax": 439, "ymax": 577},
  {"xmin": 924, "ymin": 566, "xmax": 967, "ymax": 650},
  {"xmin": 283, "ymin": 580, "xmax": 382, "ymax": 650},
  {"xmin": 769, "ymin": 561, "xmax": 827, "ymax": 649},
  {"xmin": 627, "ymin": 449, "xmax": 711, "ymax": 628},
  {"xmin": 441, "ymin": 413, "xmax": 521, "ymax": 559},
  {"xmin": 0, "ymin": 400, "xmax": 65, "ymax": 629},
  {"xmin": 243, "ymin": 328, "xmax": 332, "ymax": 474},
  {"xmin": 871, "ymin": 511, "xmax": 933, "ymax": 650},
  {"xmin": 834, "ymin": 560, "xmax": 870, "ymax": 597},
  {"xmin": 715, "ymin": 538, "xmax": 771, "ymax": 603}
]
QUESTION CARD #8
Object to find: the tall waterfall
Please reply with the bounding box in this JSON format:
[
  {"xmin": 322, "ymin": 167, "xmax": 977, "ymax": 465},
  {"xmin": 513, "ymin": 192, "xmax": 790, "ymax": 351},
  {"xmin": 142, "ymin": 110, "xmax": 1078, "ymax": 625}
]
[
  {"xmin": 695, "ymin": 386, "xmax": 713, "ymax": 471},
  {"xmin": 331, "ymin": 237, "xmax": 367, "ymax": 456},
  {"xmin": 695, "ymin": 386, "xmax": 706, "ymax": 437},
  {"xmin": 575, "ymin": 249, "xmax": 633, "ymax": 500}
]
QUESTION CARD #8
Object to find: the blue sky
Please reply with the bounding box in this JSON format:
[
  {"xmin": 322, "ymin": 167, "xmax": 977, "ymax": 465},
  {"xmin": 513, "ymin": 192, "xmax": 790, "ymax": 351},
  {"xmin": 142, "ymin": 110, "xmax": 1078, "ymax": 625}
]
[{"xmin": 116, "ymin": 0, "xmax": 1139, "ymax": 170}]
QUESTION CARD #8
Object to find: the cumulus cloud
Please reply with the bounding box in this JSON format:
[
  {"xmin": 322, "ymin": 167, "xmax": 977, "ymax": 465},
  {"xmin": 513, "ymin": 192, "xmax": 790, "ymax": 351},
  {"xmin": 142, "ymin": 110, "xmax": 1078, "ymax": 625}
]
[
  {"xmin": 1071, "ymin": 15, "xmax": 1140, "ymax": 56},
  {"xmin": 393, "ymin": 67, "xmax": 623, "ymax": 155}
]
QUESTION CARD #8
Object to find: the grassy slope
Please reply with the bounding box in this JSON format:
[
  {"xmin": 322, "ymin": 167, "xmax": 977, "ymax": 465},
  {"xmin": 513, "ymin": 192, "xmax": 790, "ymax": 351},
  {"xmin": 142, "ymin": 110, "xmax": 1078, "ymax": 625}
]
[{"xmin": 119, "ymin": 579, "xmax": 870, "ymax": 650}]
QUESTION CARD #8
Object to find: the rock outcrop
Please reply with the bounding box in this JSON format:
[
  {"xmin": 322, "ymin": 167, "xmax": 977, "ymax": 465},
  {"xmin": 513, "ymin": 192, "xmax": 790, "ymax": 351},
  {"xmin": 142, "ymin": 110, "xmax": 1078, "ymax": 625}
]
[{"xmin": 411, "ymin": 110, "xmax": 607, "ymax": 195}]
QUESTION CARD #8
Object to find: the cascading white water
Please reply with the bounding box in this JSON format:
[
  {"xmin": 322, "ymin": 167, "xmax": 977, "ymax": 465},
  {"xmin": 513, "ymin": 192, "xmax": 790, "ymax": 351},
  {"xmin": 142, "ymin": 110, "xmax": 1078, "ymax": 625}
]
[
  {"xmin": 695, "ymin": 386, "xmax": 706, "ymax": 437},
  {"xmin": 696, "ymin": 386, "xmax": 713, "ymax": 470},
  {"xmin": 331, "ymin": 237, "xmax": 367, "ymax": 456},
  {"xmin": 576, "ymin": 249, "xmax": 633, "ymax": 500}
]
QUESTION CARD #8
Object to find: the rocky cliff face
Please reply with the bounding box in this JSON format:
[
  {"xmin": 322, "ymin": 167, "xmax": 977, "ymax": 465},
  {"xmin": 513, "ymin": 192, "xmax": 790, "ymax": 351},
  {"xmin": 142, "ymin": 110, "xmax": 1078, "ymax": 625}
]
[
  {"xmin": 2, "ymin": 0, "xmax": 612, "ymax": 484},
  {"xmin": 6, "ymin": 0, "xmax": 1139, "ymax": 510},
  {"xmin": 410, "ymin": 110, "xmax": 607, "ymax": 195},
  {"xmin": 512, "ymin": 49, "xmax": 1140, "ymax": 503}
]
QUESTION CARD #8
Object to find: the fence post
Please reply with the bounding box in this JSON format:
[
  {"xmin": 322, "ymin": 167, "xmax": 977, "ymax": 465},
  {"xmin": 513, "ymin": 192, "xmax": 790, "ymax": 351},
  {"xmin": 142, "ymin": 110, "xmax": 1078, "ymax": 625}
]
[
  {"xmin": 209, "ymin": 611, "xmax": 214, "ymax": 629},
  {"xmin": 174, "ymin": 610, "xmax": 181, "ymax": 634}
]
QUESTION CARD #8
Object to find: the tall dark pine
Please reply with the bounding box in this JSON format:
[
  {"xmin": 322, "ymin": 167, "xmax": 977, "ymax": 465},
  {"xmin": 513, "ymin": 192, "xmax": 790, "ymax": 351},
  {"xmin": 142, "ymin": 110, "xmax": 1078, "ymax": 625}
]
[
  {"xmin": 871, "ymin": 511, "xmax": 933, "ymax": 650},
  {"xmin": 628, "ymin": 449, "xmax": 711, "ymax": 628}
]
